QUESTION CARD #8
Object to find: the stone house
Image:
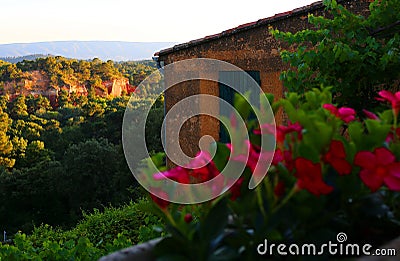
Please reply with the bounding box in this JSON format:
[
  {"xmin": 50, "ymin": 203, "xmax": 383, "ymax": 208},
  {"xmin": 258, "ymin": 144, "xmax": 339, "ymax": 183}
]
[{"xmin": 154, "ymin": 0, "xmax": 371, "ymax": 159}]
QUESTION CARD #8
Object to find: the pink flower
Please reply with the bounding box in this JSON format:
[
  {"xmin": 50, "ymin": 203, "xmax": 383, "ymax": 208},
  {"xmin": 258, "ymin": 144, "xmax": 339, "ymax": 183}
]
[
  {"xmin": 323, "ymin": 140, "xmax": 352, "ymax": 175},
  {"xmin": 284, "ymin": 122, "xmax": 302, "ymax": 138},
  {"xmin": 253, "ymin": 123, "xmax": 274, "ymax": 136},
  {"xmin": 153, "ymin": 167, "xmax": 190, "ymax": 184},
  {"xmin": 284, "ymin": 150, "xmax": 294, "ymax": 172},
  {"xmin": 354, "ymin": 147, "xmax": 400, "ymax": 192},
  {"xmin": 294, "ymin": 158, "xmax": 334, "ymax": 196},
  {"xmin": 274, "ymin": 181, "xmax": 285, "ymax": 198},
  {"xmin": 255, "ymin": 122, "xmax": 302, "ymax": 144},
  {"xmin": 153, "ymin": 151, "xmax": 220, "ymax": 184},
  {"xmin": 385, "ymin": 127, "xmax": 400, "ymax": 143},
  {"xmin": 362, "ymin": 109, "xmax": 379, "ymax": 120},
  {"xmin": 227, "ymin": 140, "xmax": 272, "ymax": 176},
  {"xmin": 186, "ymin": 151, "xmax": 220, "ymax": 183},
  {"xmin": 323, "ymin": 104, "xmax": 356, "ymax": 123},
  {"xmin": 149, "ymin": 187, "xmax": 170, "ymax": 209},
  {"xmin": 376, "ymin": 90, "xmax": 400, "ymax": 117},
  {"xmin": 272, "ymin": 149, "xmax": 294, "ymax": 173},
  {"xmin": 227, "ymin": 140, "xmax": 259, "ymax": 173},
  {"xmin": 272, "ymin": 149, "xmax": 284, "ymax": 165},
  {"xmin": 229, "ymin": 177, "xmax": 244, "ymax": 201},
  {"xmin": 287, "ymin": 121, "xmax": 303, "ymax": 134}
]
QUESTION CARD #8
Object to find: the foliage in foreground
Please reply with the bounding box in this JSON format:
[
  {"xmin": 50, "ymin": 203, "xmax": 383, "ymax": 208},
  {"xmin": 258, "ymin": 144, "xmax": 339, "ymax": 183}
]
[
  {"xmin": 145, "ymin": 87, "xmax": 400, "ymax": 260},
  {"xmin": 0, "ymin": 199, "xmax": 163, "ymax": 260}
]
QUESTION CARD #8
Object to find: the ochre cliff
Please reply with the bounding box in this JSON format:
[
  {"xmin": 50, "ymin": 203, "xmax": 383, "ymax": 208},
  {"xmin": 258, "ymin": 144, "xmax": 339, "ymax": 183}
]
[{"xmin": 1, "ymin": 70, "xmax": 133, "ymax": 103}]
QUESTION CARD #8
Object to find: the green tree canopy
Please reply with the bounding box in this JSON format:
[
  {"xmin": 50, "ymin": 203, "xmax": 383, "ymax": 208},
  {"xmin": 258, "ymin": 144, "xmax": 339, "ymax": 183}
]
[
  {"xmin": 272, "ymin": 0, "xmax": 400, "ymax": 111},
  {"xmin": 0, "ymin": 110, "xmax": 14, "ymax": 168}
]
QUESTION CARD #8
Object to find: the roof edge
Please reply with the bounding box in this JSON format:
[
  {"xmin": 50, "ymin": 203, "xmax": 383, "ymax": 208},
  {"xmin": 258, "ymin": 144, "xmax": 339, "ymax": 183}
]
[{"xmin": 155, "ymin": 0, "xmax": 328, "ymax": 57}]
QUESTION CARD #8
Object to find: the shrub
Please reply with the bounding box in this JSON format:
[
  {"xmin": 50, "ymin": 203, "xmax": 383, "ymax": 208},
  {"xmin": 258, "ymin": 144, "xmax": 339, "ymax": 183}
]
[
  {"xmin": 143, "ymin": 87, "xmax": 400, "ymax": 260},
  {"xmin": 271, "ymin": 0, "xmax": 400, "ymax": 112},
  {"xmin": 0, "ymin": 199, "xmax": 164, "ymax": 260}
]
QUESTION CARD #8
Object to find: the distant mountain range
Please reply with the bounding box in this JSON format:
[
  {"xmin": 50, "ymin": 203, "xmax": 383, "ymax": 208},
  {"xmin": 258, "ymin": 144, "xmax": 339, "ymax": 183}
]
[{"xmin": 0, "ymin": 41, "xmax": 176, "ymax": 61}]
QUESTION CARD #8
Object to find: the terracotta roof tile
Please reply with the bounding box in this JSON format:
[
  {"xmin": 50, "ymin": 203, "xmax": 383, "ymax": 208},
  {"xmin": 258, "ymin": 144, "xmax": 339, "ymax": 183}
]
[
  {"xmin": 273, "ymin": 11, "xmax": 293, "ymax": 19},
  {"xmin": 189, "ymin": 38, "xmax": 205, "ymax": 45},
  {"xmin": 204, "ymin": 33, "xmax": 221, "ymax": 40},
  {"xmin": 236, "ymin": 21, "xmax": 258, "ymax": 30},
  {"xmin": 222, "ymin": 28, "xmax": 235, "ymax": 35}
]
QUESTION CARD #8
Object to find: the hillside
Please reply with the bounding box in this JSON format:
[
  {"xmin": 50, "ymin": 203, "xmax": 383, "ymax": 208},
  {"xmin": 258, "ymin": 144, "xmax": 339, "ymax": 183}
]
[
  {"xmin": 0, "ymin": 56, "xmax": 157, "ymax": 104},
  {"xmin": 0, "ymin": 54, "xmax": 51, "ymax": 63},
  {"xmin": 0, "ymin": 41, "xmax": 175, "ymax": 61}
]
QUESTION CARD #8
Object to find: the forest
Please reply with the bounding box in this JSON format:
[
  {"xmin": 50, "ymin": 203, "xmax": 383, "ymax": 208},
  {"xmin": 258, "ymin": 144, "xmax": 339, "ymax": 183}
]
[{"xmin": 0, "ymin": 56, "xmax": 163, "ymax": 237}]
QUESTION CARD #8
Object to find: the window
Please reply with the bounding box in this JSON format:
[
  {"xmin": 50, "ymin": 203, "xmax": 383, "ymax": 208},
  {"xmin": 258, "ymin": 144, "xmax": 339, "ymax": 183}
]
[{"xmin": 218, "ymin": 70, "xmax": 261, "ymax": 143}]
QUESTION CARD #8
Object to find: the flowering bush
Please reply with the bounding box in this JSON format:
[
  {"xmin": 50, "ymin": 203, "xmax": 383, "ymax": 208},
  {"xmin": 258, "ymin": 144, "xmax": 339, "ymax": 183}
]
[{"xmin": 142, "ymin": 87, "xmax": 400, "ymax": 260}]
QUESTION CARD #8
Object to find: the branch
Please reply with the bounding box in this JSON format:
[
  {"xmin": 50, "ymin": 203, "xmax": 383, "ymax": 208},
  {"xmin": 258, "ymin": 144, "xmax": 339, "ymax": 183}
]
[{"xmin": 369, "ymin": 20, "xmax": 400, "ymax": 37}]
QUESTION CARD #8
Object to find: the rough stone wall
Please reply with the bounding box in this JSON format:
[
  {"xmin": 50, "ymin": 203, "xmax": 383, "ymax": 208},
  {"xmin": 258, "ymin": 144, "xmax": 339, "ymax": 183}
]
[{"xmin": 158, "ymin": 0, "xmax": 371, "ymax": 158}]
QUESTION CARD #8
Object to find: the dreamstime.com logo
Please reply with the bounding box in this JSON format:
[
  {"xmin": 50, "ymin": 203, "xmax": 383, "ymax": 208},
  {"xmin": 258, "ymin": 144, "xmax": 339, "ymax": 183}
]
[
  {"xmin": 122, "ymin": 58, "xmax": 276, "ymax": 204},
  {"xmin": 257, "ymin": 232, "xmax": 397, "ymax": 257}
]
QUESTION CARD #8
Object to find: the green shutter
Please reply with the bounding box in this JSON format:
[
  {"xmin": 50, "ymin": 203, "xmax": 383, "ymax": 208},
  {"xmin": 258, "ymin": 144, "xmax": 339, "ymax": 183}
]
[{"xmin": 218, "ymin": 71, "xmax": 261, "ymax": 143}]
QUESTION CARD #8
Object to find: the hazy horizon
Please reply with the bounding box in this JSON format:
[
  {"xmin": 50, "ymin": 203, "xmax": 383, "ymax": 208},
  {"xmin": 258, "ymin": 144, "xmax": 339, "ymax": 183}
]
[
  {"xmin": 2, "ymin": 0, "xmax": 317, "ymax": 44},
  {"xmin": 0, "ymin": 40, "xmax": 175, "ymax": 45},
  {"xmin": 0, "ymin": 41, "xmax": 177, "ymax": 61}
]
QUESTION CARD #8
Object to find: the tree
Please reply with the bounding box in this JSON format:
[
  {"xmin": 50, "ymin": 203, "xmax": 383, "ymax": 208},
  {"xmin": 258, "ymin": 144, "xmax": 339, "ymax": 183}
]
[
  {"xmin": 0, "ymin": 110, "xmax": 14, "ymax": 168},
  {"xmin": 26, "ymin": 95, "xmax": 52, "ymax": 114},
  {"xmin": 0, "ymin": 95, "xmax": 8, "ymax": 112},
  {"xmin": 18, "ymin": 140, "xmax": 52, "ymax": 168},
  {"xmin": 10, "ymin": 95, "xmax": 28, "ymax": 118},
  {"xmin": 61, "ymin": 139, "xmax": 135, "ymax": 218},
  {"xmin": 57, "ymin": 89, "xmax": 70, "ymax": 108},
  {"xmin": 10, "ymin": 136, "xmax": 28, "ymax": 167},
  {"xmin": 272, "ymin": 0, "xmax": 400, "ymax": 111},
  {"xmin": 0, "ymin": 160, "xmax": 67, "ymax": 233},
  {"xmin": 82, "ymin": 96, "xmax": 106, "ymax": 117},
  {"xmin": 12, "ymin": 119, "xmax": 43, "ymax": 141}
]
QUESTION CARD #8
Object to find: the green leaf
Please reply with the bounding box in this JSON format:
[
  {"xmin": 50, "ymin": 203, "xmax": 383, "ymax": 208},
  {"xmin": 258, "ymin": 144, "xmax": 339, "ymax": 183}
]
[
  {"xmin": 264, "ymin": 93, "xmax": 275, "ymax": 105},
  {"xmin": 348, "ymin": 121, "xmax": 364, "ymax": 149},
  {"xmin": 280, "ymin": 100, "xmax": 298, "ymax": 122},
  {"xmin": 151, "ymin": 152, "xmax": 166, "ymax": 167},
  {"xmin": 286, "ymin": 92, "xmax": 300, "ymax": 107},
  {"xmin": 233, "ymin": 92, "xmax": 251, "ymax": 120},
  {"xmin": 211, "ymin": 142, "xmax": 230, "ymax": 172},
  {"xmin": 390, "ymin": 142, "xmax": 400, "ymax": 161},
  {"xmin": 200, "ymin": 198, "xmax": 229, "ymax": 242},
  {"xmin": 297, "ymin": 142, "xmax": 320, "ymax": 162},
  {"xmin": 365, "ymin": 119, "xmax": 391, "ymax": 145},
  {"xmin": 378, "ymin": 110, "xmax": 393, "ymax": 124}
]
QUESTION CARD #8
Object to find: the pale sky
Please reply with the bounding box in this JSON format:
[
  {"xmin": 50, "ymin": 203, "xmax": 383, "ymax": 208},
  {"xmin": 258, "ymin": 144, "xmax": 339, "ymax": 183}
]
[{"xmin": 1, "ymin": 0, "xmax": 317, "ymax": 44}]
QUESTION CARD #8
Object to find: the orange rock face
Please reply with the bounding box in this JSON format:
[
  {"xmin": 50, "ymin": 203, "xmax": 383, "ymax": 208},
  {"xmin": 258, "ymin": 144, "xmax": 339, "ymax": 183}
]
[{"xmin": 1, "ymin": 70, "xmax": 131, "ymax": 105}]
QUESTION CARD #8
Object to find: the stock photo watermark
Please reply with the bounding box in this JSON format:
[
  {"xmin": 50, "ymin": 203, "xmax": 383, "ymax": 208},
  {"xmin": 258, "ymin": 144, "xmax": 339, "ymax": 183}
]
[
  {"xmin": 122, "ymin": 58, "xmax": 276, "ymax": 204},
  {"xmin": 257, "ymin": 232, "xmax": 397, "ymax": 257}
]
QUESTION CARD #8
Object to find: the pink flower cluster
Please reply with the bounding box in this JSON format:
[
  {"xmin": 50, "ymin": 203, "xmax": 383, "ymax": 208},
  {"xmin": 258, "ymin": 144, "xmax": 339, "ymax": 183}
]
[{"xmin": 150, "ymin": 90, "xmax": 400, "ymax": 209}]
